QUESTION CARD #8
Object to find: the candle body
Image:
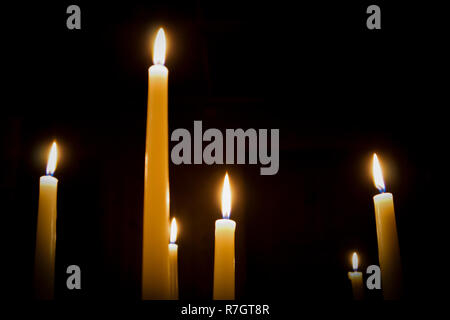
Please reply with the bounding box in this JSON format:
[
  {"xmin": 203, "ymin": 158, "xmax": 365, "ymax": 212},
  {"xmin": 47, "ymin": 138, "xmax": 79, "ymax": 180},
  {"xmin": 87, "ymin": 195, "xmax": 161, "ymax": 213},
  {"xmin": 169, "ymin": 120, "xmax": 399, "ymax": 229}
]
[
  {"xmin": 348, "ymin": 272, "xmax": 364, "ymax": 300},
  {"xmin": 373, "ymin": 192, "xmax": 402, "ymax": 299},
  {"xmin": 168, "ymin": 243, "xmax": 179, "ymax": 299},
  {"xmin": 34, "ymin": 175, "xmax": 58, "ymax": 299},
  {"xmin": 213, "ymin": 219, "xmax": 236, "ymax": 300},
  {"xmin": 142, "ymin": 65, "xmax": 170, "ymax": 299}
]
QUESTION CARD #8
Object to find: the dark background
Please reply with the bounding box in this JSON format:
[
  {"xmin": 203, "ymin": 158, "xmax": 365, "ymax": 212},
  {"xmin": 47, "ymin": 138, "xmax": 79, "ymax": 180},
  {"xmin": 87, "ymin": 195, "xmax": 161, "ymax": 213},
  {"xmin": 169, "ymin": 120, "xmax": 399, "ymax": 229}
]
[{"xmin": 1, "ymin": 0, "xmax": 447, "ymax": 309}]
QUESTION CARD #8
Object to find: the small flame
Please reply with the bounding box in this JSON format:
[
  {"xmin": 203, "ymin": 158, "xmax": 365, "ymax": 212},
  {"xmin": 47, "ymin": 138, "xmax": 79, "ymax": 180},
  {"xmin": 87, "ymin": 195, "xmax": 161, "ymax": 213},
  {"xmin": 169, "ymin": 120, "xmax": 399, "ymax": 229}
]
[
  {"xmin": 46, "ymin": 142, "xmax": 57, "ymax": 176},
  {"xmin": 352, "ymin": 252, "xmax": 359, "ymax": 271},
  {"xmin": 221, "ymin": 173, "xmax": 231, "ymax": 219},
  {"xmin": 153, "ymin": 28, "xmax": 166, "ymax": 65},
  {"xmin": 372, "ymin": 153, "xmax": 386, "ymax": 193},
  {"xmin": 170, "ymin": 218, "xmax": 177, "ymax": 244}
]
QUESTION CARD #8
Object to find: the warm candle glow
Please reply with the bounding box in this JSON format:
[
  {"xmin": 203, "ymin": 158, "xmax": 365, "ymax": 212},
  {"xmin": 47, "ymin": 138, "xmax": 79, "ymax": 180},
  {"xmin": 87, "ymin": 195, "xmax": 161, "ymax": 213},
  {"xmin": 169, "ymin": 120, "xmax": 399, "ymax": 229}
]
[
  {"xmin": 352, "ymin": 252, "xmax": 359, "ymax": 271},
  {"xmin": 372, "ymin": 153, "xmax": 385, "ymax": 193},
  {"xmin": 170, "ymin": 218, "xmax": 177, "ymax": 244},
  {"xmin": 46, "ymin": 142, "xmax": 58, "ymax": 176},
  {"xmin": 221, "ymin": 173, "xmax": 231, "ymax": 219},
  {"xmin": 153, "ymin": 28, "xmax": 166, "ymax": 65}
]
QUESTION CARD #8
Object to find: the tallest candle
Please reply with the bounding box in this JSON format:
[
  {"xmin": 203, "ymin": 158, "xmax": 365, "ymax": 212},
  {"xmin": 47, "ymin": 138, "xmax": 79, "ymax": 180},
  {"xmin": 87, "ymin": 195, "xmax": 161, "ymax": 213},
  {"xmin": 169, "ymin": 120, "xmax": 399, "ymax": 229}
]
[
  {"xmin": 142, "ymin": 28, "xmax": 170, "ymax": 300},
  {"xmin": 372, "ymin": 153, "xmax": 402, "ymax": 299},
  {"xmin": 213, "ymin": 173, "xmax": 236, "ymax": 300},
  {"xmin": 34, "ymin": 142, "xmax": 58, "ymax": 299}
]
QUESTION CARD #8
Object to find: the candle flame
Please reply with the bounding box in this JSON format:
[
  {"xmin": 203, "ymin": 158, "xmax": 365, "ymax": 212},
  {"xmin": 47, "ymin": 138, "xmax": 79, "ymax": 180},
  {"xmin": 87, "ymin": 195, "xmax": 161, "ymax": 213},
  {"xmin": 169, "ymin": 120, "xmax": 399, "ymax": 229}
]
[
  {"xmin": 153, "ymin": 28, "xmax": 166, "ymax": 65},
  {"xmin": 46, "ymin": 142, "xmax": 58, "ymax": 176},
  {"xmin": 221, "ymin": 173, "xmax": 231, "ymax": 219},
  {"xmin": 170, "ymin": 218, "xmax": 177, "ymax": 244},
  {"xmin": 372, "ymin": 153, "xmax": 386, "ymax": 193},
  {"xmin": 352, "ymin": 252, "xmax": 359, "ymax": 271}
]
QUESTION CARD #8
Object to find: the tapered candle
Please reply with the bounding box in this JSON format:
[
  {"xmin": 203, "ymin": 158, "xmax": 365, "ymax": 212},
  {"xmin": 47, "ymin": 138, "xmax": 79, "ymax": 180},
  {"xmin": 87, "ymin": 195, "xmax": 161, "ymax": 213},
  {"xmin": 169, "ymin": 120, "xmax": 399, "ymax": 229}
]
[
  {"xmin": 142, "ymin": 28, "xmax": 170, "ymax": 300},
  {"xmin": 213, "ymin": 173, "xmax": 236, "ymax": 300},
  {"xmin": 348, "ymin": 252, "xmax": 364, "ymax": 300},
  {"xmin": 372, "ymin": 153, "xmax": 402, "ymax": 299},
  {"xmin": 168, "ymin": 218, "xmax": 179, "ymax": 300},
  {"xmin": 34, "ymin": 142, "xmax": 58, "ymax": 299}
]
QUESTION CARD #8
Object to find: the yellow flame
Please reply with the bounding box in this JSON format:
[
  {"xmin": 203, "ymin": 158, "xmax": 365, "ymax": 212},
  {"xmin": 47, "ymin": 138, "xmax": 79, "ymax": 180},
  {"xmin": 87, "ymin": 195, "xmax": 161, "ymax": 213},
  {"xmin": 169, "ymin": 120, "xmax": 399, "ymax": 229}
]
[
  {"xmin": 170, "ymin": 218, "xmax": 177, "ymax": 244},
  {"xmin": 153, "ymin": 28, "xmax": 166, "ymax": 65},
  {"xmin": 221, "ymin": 173, "xmax": 231, "ymax": 219},
  {"xmin": 372, "ymin": 153, "xmax": 385, "ymax": 192},
  {"xmin": 46, "ymin": 142, "xmax": 57, "ymax": 175},
  {"xmin": 352, "ymin": 252, "xmax": 359, "ymax": 271}
]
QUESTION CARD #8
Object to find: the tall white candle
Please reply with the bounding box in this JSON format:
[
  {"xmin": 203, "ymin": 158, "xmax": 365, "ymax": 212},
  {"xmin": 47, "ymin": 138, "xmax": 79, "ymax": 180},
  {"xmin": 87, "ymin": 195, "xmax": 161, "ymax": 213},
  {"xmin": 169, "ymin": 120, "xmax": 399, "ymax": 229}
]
[
  {"xmin": 213, "ymin": 173, "xmax": 236, "ymax": 300},
  {"xmin": 34, "ymin": 142, "xmax": 58, "ymax": 299},
  {"xmin": 372, "ymin": 153, "xmax": 402, "ymax": 299},
  {"xmin": 142, "ymin": 28, "xmax": 170, "ymax": 300}
]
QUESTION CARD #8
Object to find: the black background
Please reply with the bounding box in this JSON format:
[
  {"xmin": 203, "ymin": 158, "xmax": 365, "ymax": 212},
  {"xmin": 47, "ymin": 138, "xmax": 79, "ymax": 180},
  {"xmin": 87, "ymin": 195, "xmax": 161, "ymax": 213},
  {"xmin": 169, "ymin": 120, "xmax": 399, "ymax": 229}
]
[{"xmin": 1, "ymin": 0, "xmax": 447, "ymax": 314}]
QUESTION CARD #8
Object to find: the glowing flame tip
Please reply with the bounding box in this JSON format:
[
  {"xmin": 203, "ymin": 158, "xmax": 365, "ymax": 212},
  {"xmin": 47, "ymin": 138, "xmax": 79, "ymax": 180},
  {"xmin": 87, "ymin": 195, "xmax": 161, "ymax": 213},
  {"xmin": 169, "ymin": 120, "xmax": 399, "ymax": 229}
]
[
  {"xmin": 153, "ymin": 28, "xmax": 166, "ymax": 65},
  {"xmin": 221, "ymin": 173, "xmax": 231, "ymax": 219},
  {"xmin": 372, "ymin": 153, "xmax": 386, "ymax": 193},
  {"xmin": 46, "ymin": 142, "xmax": 57, "ymax": 176},
  {"xmin": 352, "ymin": 252, "xmax": 359, "ymax": 271},
  {"xmin": 170, "ymin": 218, "xmax": 177, "ymax": 244}
]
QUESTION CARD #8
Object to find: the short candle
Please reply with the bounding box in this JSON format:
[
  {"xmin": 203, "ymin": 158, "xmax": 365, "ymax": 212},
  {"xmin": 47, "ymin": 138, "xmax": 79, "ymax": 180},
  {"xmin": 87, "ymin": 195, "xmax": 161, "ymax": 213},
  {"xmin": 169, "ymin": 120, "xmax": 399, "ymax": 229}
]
[
  {"xmin": 168, "ymin": 218, "xmax": 179, "ymax": 300},
  {"xmin": 347, "ymin": 252, "xmax": 364, "ymax": 300}
]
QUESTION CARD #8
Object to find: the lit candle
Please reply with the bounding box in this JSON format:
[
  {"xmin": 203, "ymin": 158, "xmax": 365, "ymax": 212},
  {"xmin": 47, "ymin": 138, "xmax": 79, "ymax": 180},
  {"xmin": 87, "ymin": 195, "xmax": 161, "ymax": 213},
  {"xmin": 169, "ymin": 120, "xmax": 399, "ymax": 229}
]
[
  {"xmin": 34, "ymin": 142, "xmax": 58, "ymax": 299},
  {"xmin": 168, "ymin": 218, "xmax": 179, "ymax": 300},
  {"xmin": 372, "ymin": 153, "xmax": 402, "ymax": 299},
  {"xmin": 142, "ymin": 28, "xmax": 170, "ymax": 299},
  {"xmin": 213, "ymin": 173, "xmax": 236, "ymax": 300},
  {"xmin": 347, "ymin": 252, "xmax": 364, "ymax": 300}
]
